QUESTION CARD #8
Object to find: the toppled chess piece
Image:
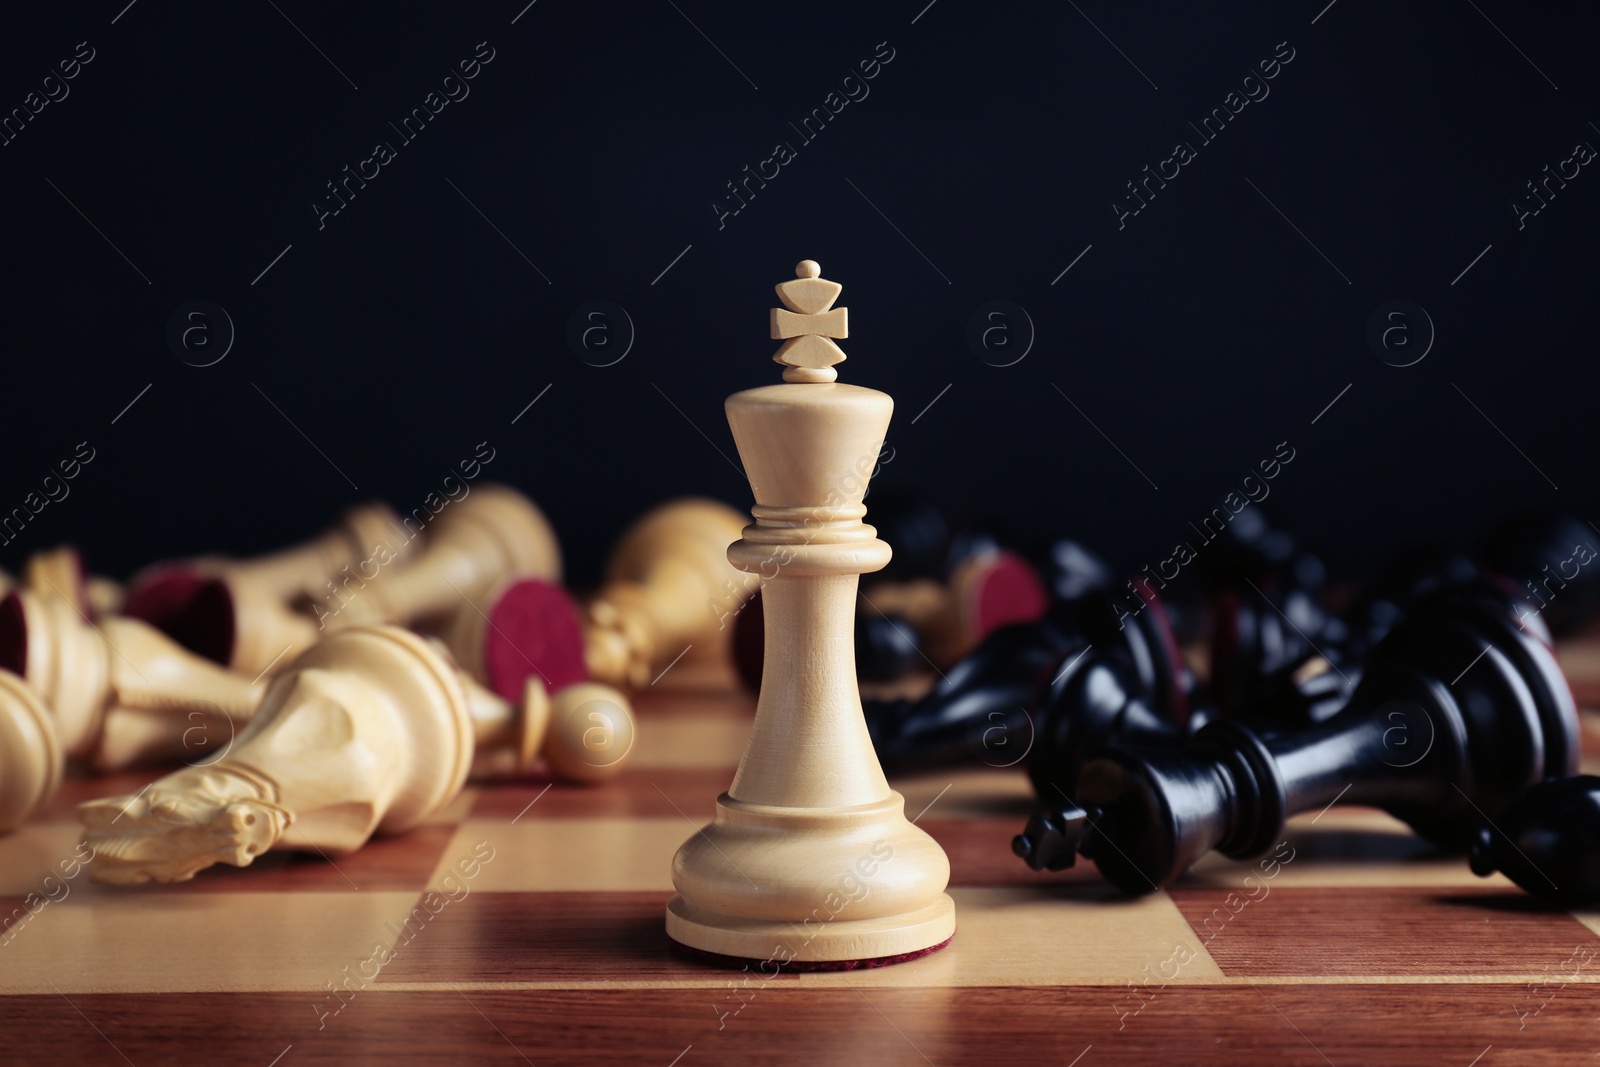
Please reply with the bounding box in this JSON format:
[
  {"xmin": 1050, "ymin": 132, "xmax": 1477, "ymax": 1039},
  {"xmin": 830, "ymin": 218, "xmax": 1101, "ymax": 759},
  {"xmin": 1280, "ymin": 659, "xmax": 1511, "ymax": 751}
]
[
  {"xmin": 1014, "ymin": 599, "xmax": 1579, "ymax": 892},
  {"xmin": 863, "ymin": 575, "xmax": 1208, "ymax": 791},
  {"xmin": 80, "ymin": 625, "xmax": 632, "ymax": 884},
  {"xmin": 0, "ymin": 589, "xmax": 265, "ymax": 770},
  {"xmin": 1482, "ymin": 510, "xmax": 1600, "ymax": 638},
  {"xmin": 125, "ymin": 501, "xmax": 409, "ymax": 629},
  {"xmin": 1470, "ymin": 775, "xmax": 1600, "ymax": 907},
  {"xmin": 23, "ymin": 545, "xmax": 123, "ymax": 618},
  {"xmin": 150, "ymin": 485, "xmax": 562, "ymax": 678},
  {"xmin": 0, "ymin": 670, "xmax": 62, "ymax": 833},
  {"xmin": 584, "ymin": 498, "xmax": 750, "ymax": 689},
  {"xmin": 444, "ymin": 574, "xmax": 635, "ymax": 783}
]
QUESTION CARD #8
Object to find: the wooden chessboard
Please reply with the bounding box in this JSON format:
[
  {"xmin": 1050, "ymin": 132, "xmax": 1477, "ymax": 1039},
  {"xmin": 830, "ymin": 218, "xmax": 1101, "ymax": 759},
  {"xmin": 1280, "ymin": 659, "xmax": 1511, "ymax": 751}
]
[{"xmin": 4, "ymin": 638, "xmax": 1600, "ymax": 1067}]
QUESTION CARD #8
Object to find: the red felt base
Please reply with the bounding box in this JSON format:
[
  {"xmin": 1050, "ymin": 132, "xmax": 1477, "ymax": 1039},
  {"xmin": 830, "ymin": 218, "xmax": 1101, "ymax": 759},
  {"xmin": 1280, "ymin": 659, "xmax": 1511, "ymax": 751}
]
[
  {"xmin": 122, "ymin": 567, "xmax": 208, "ymax": 631},
  {"xmin": 482, "ymin": 578, "xmax": 589, "ymax": 702},
  {"xmin": 968, "ymin": 551, "xmax": 1049, "ymax": 637},
  {"xmin": 669, "ymin": 932, "xmax": 954, "ymax": 972},
  {"xmin": 0, "ymin": 593, "xmax": 27, "ymax": 677}
]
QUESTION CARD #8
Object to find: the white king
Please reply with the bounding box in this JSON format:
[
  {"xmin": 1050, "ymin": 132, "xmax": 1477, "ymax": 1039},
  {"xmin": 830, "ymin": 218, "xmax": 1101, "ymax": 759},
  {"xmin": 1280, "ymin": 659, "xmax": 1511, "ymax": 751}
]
[{"xmin": 665, "ymin": 260, "xmax": 956, "ymax": 965}]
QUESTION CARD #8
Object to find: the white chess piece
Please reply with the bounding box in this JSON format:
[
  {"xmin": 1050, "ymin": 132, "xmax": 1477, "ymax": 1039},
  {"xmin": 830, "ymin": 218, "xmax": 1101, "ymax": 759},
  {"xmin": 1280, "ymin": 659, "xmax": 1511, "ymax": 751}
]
[{"xmin": 666, "ymin": 260, "xmax": 956, "ymax": 965}]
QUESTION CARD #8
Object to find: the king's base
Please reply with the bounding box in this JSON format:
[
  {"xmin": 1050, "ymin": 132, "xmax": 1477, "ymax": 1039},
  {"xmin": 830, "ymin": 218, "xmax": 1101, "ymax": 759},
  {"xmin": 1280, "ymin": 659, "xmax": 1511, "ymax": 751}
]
[
  {"xmin": 665, "ymin": 893, "xmax": 955, "ymax": 966},
  {"xmin": 670, "ymin": 933, "xmax": 954, "ymax": 972}
]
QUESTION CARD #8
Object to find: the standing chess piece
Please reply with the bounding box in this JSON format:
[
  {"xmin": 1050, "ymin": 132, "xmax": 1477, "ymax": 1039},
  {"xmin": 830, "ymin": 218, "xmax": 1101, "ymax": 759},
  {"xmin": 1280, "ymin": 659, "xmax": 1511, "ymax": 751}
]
[
  {"xmin": 667, "ymin": 260, "xmax": 955, "ymax": 967},
  {"xmin": 0, "ymin": 589, "xmax": 266, "ymax": 770},
  {"xmin": 584, "ymin": 499, "xmax": 750, "ymax": 689},
  {"xmin": 731, "ymin": 496, "xmax": 1050, "ymax": 692},
  {"xmin": 0, "ymin": 670, "xmax": 62, "ymax": 833}
]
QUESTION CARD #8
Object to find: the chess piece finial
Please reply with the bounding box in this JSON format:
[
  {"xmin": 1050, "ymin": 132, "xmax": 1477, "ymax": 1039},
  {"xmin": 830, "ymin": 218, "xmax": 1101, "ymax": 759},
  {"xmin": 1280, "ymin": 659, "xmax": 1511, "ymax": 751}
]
[
  {"xmin": 669, "ymin": 259, "xmax": 955, "ymax": 966},
  {"xmin": 460, "ymin": 673, "xmax": 636, "ymax": 784},
  {"xmin": 771, "ymin": 259, "xmax": 848, "ymax": 383},
  {"xmin": 24, "ymin": 546, "xmax": 92, "ymax": 617}
]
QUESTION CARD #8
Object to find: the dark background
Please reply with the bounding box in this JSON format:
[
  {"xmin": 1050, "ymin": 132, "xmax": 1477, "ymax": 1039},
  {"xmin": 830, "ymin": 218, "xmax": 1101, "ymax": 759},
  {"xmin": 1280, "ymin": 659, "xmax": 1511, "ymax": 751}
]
[{"xmin": 1, "ymin": 0, "xmax": 1595, "ymax": 590}]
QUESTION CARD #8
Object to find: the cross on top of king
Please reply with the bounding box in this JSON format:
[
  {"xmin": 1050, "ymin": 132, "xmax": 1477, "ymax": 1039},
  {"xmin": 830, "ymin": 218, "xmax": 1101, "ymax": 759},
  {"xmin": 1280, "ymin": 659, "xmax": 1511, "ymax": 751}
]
[{"xmin": 770, "ymin": 260, "xmax": 848, "ymax": 383}]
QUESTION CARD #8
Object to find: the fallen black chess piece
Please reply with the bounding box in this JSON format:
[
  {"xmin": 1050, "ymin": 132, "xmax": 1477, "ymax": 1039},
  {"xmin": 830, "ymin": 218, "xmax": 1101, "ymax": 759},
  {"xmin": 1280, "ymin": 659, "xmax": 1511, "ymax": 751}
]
[{"xmin": 1013, "ymin": 595, "xmax": 1579, "ymax": 895}]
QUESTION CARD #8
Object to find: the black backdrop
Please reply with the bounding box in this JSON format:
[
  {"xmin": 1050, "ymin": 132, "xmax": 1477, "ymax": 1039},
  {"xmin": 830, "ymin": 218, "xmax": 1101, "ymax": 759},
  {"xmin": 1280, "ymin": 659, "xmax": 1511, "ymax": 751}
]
[{"xmin": 2, "ymin": 1, "xmax": 1596, "ymax": 589}]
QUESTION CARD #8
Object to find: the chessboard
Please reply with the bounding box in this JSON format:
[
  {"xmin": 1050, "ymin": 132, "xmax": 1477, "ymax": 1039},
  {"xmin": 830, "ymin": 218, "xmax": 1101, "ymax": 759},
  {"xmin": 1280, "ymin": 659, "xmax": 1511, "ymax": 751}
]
[{"xmin": 3, "ymin": 638, "xmax": 1600, "ymax": 1067}]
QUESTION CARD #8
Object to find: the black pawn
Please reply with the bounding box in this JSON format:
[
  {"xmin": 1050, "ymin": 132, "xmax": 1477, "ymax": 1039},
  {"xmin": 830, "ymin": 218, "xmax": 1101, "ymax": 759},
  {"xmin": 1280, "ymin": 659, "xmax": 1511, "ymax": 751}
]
[
  {"xmin": 1015, "ymin": 603, "xmax": 1579, "ymax": 893},
  {"xmin": 1470, "ymin": 775, "xmax": 1600, "ymax": 907}
]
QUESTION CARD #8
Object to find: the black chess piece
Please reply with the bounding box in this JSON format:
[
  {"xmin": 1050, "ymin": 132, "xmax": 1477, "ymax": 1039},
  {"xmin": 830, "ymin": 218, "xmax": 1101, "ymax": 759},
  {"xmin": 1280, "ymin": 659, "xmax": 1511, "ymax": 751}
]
[
  {"xmin": 1470, "ymin": 775, "xmax": 1600, "ymax": 907},
  {"xmin": 1192, "ymin": 506, "xmax": 1305, "ymax": 591},
  {"xmin": 1013, "ymin": 601, "xmax": 1579, "ymax": 893},
  {"xmin": 1037, "ymin": 538, "xmax": 1116, "ymax": 604},
  {"xmin": 866, "ymin": 618, "xmax": 1085, "ymax": 775},
  {"xmin": 1208, "ymin": 574, "xmax": 1342, "ymax": 713},
  {"xmin": 1236, "ymin": 557, "xmax": 1543, "ymax": 732},
  {"xmin": 1340, "ymin": 543, "xmax": 1481, "ymax": 660},
  {"xmin": 1483, "ymin": 510, "xmax": 1600, "ymax": 639},
  {"xmin": 1196, "ymin": 510, "xmax": 1346, "ymax": 717},
  {"xmin": 865, "ymin": 578, "xmax": 1206, "ymax": 791}
]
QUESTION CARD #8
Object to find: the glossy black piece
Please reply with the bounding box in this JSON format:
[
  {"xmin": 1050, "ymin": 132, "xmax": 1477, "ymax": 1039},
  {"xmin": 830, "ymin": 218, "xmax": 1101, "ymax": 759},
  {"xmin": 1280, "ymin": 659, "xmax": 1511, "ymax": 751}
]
[
  {"xmin": 1199, "ymin": 511, "xmax": 1345, "ymax": 719},
  {"xmin": 1470, "ymin": 775, "xmax": 1600, "ymax": 907},
  {"xmin": 1236, "ymin": 566, "xmax": 1543, "ymax": 732},
  {"xmin": 1483, "ymin": 511, "xmax": 1600, "ymax": 638},
  {"xmin": 1192, "ymin": 507, "xmax": 1311, "ymax": 591},
  {"xmin": 1207, "ymin": 577, "xmax": 1343, "ymax": 715},
  {"xmin": 1037, "ymin": 538, "xmax": 1115, "ymax": 605},
  {"xmin": 855, "ymin": 611, "xmax": 924, "ymax": 683},
  {"xmin": 865, "ymin": 580, "xmax": 1211, "ymax": 795},
  {"xmin": 1016, "ymin": 606, "xmax": 1579, "ymax": 893},
  {"xmin": 1023, "ymin": 644, "xmax": 1190, "ymax": 801},
  {"xmin": 865, "ymin": 489, "xmax": 953, "ymax": 583},
  {"xmin": 866, "ymin": 620, "xmax": 1082, "ymax": 775},
  {"xmin": 1340, "ymin": 543, "xmax": 1480, "ymax": 660}
]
